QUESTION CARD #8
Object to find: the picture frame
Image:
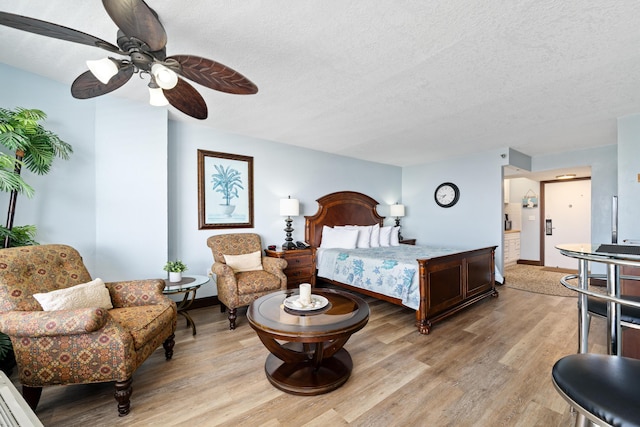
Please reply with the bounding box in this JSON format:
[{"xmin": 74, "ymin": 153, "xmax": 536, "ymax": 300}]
[
  {"xmin": 522, "ymin": 196, "xmax": 538, "ymax": 208},
  {"xmin": 197, "ymin": 149, "xmax": 254, "ymax": 229}
]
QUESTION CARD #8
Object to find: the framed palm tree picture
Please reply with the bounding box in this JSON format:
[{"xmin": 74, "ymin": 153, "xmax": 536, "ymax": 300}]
[{"xmin": 198, "ymin": 149, "xmax": 254, "ymax": 229}]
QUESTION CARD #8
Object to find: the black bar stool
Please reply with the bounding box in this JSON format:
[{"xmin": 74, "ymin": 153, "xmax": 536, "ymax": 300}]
[{"xmin": 552, "ymin": 285, "xmax": 640, "ymax": 426}]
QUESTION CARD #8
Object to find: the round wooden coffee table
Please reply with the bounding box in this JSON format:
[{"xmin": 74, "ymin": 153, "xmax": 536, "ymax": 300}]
[{"xmin": 247, "ymin": 288, "xmax": 369, "ymax": 395}]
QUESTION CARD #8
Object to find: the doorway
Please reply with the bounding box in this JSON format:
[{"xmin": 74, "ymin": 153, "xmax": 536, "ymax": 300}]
[{"xmin": 541, "ymin": 178, "xmax": 591, "ymax": 269}]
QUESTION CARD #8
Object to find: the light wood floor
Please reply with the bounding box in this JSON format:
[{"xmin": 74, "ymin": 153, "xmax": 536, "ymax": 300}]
[{"xmin": 12, "ymin": 285, "xmax": 608, "ymax": 426}]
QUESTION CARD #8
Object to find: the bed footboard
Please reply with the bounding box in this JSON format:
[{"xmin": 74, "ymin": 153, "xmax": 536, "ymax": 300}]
[{"xmin": 415, "ymin": 246, "xmax": 498, "ymax": 334}]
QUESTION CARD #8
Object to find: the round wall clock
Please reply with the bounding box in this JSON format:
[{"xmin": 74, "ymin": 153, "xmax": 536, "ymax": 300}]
[{"xmin": 434, "ymin": 182, "xmax": 460, "ymax": 208}]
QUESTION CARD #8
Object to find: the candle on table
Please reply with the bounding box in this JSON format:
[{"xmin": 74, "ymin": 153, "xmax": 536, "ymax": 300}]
[{"xmin": 299, "ymin": 283, "xmax": 311, "ymax": 306}]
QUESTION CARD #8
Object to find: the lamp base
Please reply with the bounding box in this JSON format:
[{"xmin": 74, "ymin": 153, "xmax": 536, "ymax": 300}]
[{"xmin": 282, "ymin": 241, "xmax": 296, "ymax": 250}]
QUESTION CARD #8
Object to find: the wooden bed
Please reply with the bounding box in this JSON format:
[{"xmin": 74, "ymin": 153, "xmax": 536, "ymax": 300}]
[{"xmin": 305, "ymin": 191, "xmax": 498, "ymax": 334}]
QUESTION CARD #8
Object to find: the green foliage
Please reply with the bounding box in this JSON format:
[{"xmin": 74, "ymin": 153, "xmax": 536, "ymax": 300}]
[
  {"xmin": 211, "ymin": 164, "xmax": 244, "ymax": 205},
  {"xmin": 0, "ymin": 107, "xmax": 73, "ymax": 176},
  {"xmin": 0, "ymin": 332, "xmax": 13, "ymax": 360},
  {"xmin": 0, "ymin": 224, "xmax": 39, "ymax": 247},
  {"xmin": 163, "ymin": 260, "xmax": 188, "ymax": 273},
  {"xmin": 0, "ymin": 155, "xmax": 34, "ymax": 196}
]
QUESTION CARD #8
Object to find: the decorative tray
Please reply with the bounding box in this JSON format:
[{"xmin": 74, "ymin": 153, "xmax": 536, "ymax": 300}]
[{"xmin": 283, "ymin": 294, "xmax": 329, "ymax": 313}]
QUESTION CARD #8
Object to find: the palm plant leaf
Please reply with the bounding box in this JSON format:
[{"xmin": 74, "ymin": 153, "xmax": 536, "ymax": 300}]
[
  {"xmin": 0, "ymin": 167, "xmax": 34, "ymax": 197},
  {"xmin": 0, "ymin": 224, "xmax": 38, "ymax": 247}
]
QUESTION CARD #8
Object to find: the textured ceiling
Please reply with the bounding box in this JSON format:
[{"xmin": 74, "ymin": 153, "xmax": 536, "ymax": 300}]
[{"xmin": 1, "ymin": 1, "xmax": 639, "ymax": 167}]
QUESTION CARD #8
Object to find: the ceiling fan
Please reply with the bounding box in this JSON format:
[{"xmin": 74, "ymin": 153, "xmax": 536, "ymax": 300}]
[{"xmin": 0, "ymin": 0, "xmax": 258, "ymax": 120}]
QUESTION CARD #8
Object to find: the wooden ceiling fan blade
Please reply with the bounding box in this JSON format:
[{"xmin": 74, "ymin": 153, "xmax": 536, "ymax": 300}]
[
  {"xmin": 167, "ymin": 55, "xmax": 258, "ymax": 95},
  {"xmin": 0, "ymin": 11, "xmax": 121, "ymax": 53},
  {"xmin": 164, "ymin": 78, "xmax": 208, "ymax": 120},
  {"xmin": 71, "ymin": 65, "xmax": 134, "ymax": 99},
  {"xmin": 102, "ymin": 0, "xmax": 167, "ymax": 51}
]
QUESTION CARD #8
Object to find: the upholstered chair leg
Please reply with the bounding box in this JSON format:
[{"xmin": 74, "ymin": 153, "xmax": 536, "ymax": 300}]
[
  {"xmin": 22, "ymin": 385, "xmax": 42, "ymax": 410},
  {"xmin": 163, "ymin": 333, "xmax": 175, "ymax": 360},
  {"xmin": 114, "ymin": 378, "xmax": 132, "ymax": 416},
  {"xmin": 228, "ymin": 308, "xmax": 237, "ymax": 330}
]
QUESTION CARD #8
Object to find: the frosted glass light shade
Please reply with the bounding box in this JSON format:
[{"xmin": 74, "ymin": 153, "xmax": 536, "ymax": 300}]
[
  {"xmin": 148, "ymin": 87, "xmax": 169, "ymax": 106},
  {"xmin": 86, "ymin": 58, "xmax": 118, "ymax": 84},
  {"xmin": 151, "ymin": 63, "xmax": 179, "ymax": 89},
  {"xmin": 390, "ymin": 204, "xmax": 405, "ymax": 217},
  {"xmin": 280, "ymin": 197, "xmax": 299, "ymax": 216}
]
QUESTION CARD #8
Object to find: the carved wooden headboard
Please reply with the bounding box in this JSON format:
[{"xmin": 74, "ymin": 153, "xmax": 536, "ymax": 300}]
[{"xmin": 304, "ymin": 191, "xmax": 384, "ymax": 247}]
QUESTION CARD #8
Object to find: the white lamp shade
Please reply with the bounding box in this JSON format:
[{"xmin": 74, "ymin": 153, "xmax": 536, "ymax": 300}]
[
  {"xmin": 280, "ymin": 198, "xmax": 300, "ymax": 216},
  {"xmin": 152, "ymin": 63, "xmax": 179, "ymax": 89},
  {"xmin": 86, "ymin": 58, "xmax": 118, "ymax": 84},
  {"xmin": 390, "ymin": 204, "xmax": 405, "ymax": 217},
  {"xmin": 148, "ymin": 87, "xmax": 169, "ymax": 106}
]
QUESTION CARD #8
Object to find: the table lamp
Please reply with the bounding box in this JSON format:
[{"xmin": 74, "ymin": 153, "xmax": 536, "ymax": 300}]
[
  {"xmin": 280, "ymin": 196, "xmax": 299, "ymax": 250},
  {"xmin": 390, "ymin": 203, "xmax": 405, "ymax": 240}
]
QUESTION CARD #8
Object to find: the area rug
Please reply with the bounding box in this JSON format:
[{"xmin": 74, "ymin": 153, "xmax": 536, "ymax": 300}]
[{"xmin": 503, "ymin": 264, "xmax": 577, "ymax": 297}]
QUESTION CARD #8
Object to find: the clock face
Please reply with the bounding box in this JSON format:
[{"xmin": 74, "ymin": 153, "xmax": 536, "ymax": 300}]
[{"xmin": 434, "ymin": 182, "xmax": 460, "ymax": 208}]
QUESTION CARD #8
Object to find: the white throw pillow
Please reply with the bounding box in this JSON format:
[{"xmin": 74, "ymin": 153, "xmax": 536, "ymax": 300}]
[
  {"xmin": 379, "ymin": 226, "xmax": 393, "ymax": 247},
  {"xmin": 33, "ymin": 278, "xmax": 113, "ymax": 311},
  {"xmin": 390, "ymin": 226, "xmax": 400, "ymax": 246},
  {"xmin": 344, "ymin": 225, "xmax": 372, "ymax": 248},
  {"xmin": 224, "ymin": 251, "xmax": 264, "ymax": 272},
  {"xmin": 320, "ymin": 226, "xmax": 359, "ymax": 249},
  {"xmin": 370, "ymin": 224, "xmax": 380, "ymax": 247}
]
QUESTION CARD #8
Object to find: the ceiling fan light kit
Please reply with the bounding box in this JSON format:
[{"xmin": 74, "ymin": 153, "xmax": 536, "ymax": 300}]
[
  {"xmin": 151, "ymin": 63, "xmax": 178, "ymax": 89},
  {"xmin": 86, "ymin": 57, "xmax": 119, "ymax": 84},
  {"xmin": 148, "ymin": 86, "xmax": 169, "ymax": 107},
  {"xmin": 0, "ymin": 0, "xmax": 259, "ymax": 120}
]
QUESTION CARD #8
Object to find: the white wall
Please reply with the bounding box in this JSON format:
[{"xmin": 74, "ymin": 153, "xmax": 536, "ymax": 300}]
[{"xmin": 508, "ymin": 177, "xmax": 540, "ymax": 261}]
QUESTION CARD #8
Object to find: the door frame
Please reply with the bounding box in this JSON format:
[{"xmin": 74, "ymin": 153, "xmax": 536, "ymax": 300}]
[{"xmin": 539, "ymin": 177, "xmax": 591, "ymax": 265}]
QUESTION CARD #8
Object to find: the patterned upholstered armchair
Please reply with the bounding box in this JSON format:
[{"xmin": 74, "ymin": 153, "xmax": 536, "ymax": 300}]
[
  {"xmin": 0, "ymin": 244, "xmax": 177, "ymax": 417},
  {"xmin": 207, "ymin": 233, "xmax": 287, "ymax": 329}
]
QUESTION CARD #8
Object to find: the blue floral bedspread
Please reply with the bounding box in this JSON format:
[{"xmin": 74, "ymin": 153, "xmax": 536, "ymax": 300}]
[{"xmin": 317, "ymin": 245, "xmax": 465, "ymax": 310}]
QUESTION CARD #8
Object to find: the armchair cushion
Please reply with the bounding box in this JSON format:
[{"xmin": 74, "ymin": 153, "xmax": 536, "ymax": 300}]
[
  {"xmin": 236, "ymin": 270, "xmax": 283, "ymax": 295},
  {"xmin": 223, "ymin": 251, "xmax": 263, "ymax": 273},
  {"xmin": 109, "ymin": 304, "xmax": 176, "ymax": 351},
  {"xmin": 33, "ymin": 278, "xmax": 113, "ymax": 311}
]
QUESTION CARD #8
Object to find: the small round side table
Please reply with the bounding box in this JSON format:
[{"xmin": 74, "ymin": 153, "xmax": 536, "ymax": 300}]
[{"xmin": 163, "ymin": 275, "xmax": 210, "ymax": 336}]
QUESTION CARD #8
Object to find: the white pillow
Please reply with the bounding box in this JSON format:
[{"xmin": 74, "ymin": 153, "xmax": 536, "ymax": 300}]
[
  {"xmin": 33, "ymin": 278, "xmax": 113, "ymax": 311},
  {"xmin": 370, "ymin": 224, "xmax": 380, "ymax": 247},
  {"xmin": 343, "ymin": 225, "xmax": 372, "ymax": 248},
  {"xmin": 320, "ymin": 226, "xmax": 359, "ymax": 249},
  {"xmin": 390, "ymin": 226, "xmax": 400, "ymax": 246},
  {"xmin": 379, "ymin": 226, "xmax": 393, "ymax": 247},
  {"xmin": 224, "ymin": 251, "xmax": 263, "ymax": 272}
]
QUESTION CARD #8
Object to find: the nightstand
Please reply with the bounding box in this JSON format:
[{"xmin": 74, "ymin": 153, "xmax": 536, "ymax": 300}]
[
  {"xmin": 265, "ymin": 248, "xmax": 315, "ymax": 288},
  {"xmin": 399, "ymin": 239, "xmax": 416, "ymax": 245}
]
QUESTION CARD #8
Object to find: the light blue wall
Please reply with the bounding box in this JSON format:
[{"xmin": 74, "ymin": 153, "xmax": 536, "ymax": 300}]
[
  {"xmin": 0, "ymin": 63, "xmax": 401, "ymax": 293},
  {"xmin": 0, "ymin": 64, "xmax": 98, "ymax": 270},
  {"xmin": 168, "ymin": 121, "xmax": 401, "ymax": 297},
  {"xmin": 532, "ymin": 145, "xmax": 617, "ymax": 248},
  {"xmin": 94, "ymin": 97, "xmax": 169, "ymax": 281},
  {"xmin": 402, "ymin": 148, "xmax": 506, "ymax": 269},
  {"xmin": 1, "ymin": 62, "xmax": 630, "ymax": 290},
  {"xmin": 617, "ymin": 114, "xmax": 640, "ymax": 243}
]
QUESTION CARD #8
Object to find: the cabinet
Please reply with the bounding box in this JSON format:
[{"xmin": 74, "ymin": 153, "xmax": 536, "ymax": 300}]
[
  {"xmin": 265, "ymin": 248, "xmax": 315, "ymax": 288},
  {"xmin": 503, "ymin": 179, "xmax": 510, "ymax": 204},
  {"xmin": 503, "ymin": 231, "xmax": 520, "ymax": 266}
]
